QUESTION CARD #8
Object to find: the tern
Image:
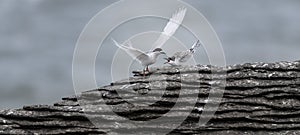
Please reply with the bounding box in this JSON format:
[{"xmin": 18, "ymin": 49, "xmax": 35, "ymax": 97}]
[
  {"xmin": 112, "ymin": 8, "xmax": 187, "ymax": 75},
  {"xmin": 164, "ymin": 40, "xmax": 201, "ymax": 66},
  {"xmin": 112, "ymin": 39, "xmax": 166, "ymax": 75}
]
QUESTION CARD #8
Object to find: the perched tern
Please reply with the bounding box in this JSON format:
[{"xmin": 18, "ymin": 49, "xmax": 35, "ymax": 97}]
[
  {"xmin": 164, "ymin": 40, "xmax": 201, "ymax": 66},
  {"xmin": 112, "ymin": 8, "xmax": 187, "ymax": 75},
  {"xmin": 112, "ymin": 39, "xmax": 166, "ymax": 75}
]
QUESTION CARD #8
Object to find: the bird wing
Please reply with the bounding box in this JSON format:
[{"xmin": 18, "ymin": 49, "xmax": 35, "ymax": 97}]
[
  {"xmin": 190, "ymin": 40, "xmax": 201, "ymax": 53},
  {"xmin": 152, "ymin": 7, "xmax": 187, "ymax": 49},
  {"xmin": 125, "ymin": 39, "xmax": 134, "ymax": 48},
  {"xmin": 112, "ymin": 39, "xmax": 149, "ymax": 63},
  {"xmin": 174, "ymin": 51, "xmax": 192, "ymax": 63}
]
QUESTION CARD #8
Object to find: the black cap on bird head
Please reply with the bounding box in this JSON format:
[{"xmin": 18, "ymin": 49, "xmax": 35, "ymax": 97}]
[
  {"xmin": 152, "ymin": 48, "xmax": 163, "ymax": 52},
  {"xmin": 163, "ymin": 56, "xmax": 175, "ymax": 64}
]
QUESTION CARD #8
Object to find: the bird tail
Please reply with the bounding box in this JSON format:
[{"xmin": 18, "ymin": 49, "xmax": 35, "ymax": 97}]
[{"xmin": 189, "ymin": 40, "xmax": 201, "ymax": 53}]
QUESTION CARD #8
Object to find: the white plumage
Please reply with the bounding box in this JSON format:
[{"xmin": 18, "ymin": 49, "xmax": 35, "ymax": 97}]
[
  {"xmin": 112, "ymin": 7, "xmax": 187, "ymax": 75},
  {"xmin": 112, "ymin": 39, "xmax": 165, "ymax": 68},
  {"xmin": 164, "ymin": 40, "xmax": 201, "ymax": 66},
  {"xmin": 151, "ymin": 7, "xmax": 187, "ymax": 49}
]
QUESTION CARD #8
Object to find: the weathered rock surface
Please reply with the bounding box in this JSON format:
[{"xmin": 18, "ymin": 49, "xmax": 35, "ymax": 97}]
[{"xmin": 0, "ymin": 61, "xmax": 300, "ymax": 134}]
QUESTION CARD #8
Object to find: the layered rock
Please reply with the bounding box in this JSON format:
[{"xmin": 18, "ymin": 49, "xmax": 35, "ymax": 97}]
[{"xmin": 0, "ymin": 61, "xmax": 300, "ymax": 134}]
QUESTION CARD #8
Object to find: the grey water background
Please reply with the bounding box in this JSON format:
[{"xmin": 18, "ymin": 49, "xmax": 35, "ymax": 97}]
[{"xmin": 1, "ymin": 0, "xmax": 300, "ymax": 109}]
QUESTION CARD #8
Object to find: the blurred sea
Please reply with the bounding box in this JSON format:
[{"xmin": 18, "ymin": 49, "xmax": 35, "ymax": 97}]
[{"xmin": 0, "ymin": 0, "xmax": 300, "ymax": 109}]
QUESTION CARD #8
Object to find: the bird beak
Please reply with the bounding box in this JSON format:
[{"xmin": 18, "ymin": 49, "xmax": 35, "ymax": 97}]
[
  {"xmin": 163, "ymin": 58, "xmax": 169, "ymax": 64},
  {"xmin": 160, "ymin": 52, "xmax": 166, "ymax": 55}
]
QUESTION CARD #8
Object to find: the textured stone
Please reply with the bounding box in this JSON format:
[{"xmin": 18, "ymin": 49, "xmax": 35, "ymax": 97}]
[{"xmin": 1, "ymin": 61, "xmax": 300, "ymax": 134}]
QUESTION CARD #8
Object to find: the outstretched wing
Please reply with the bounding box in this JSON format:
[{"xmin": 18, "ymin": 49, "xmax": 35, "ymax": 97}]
[
  {"xmin": 190, "ymin": 40, "xmax": 201, "ymax": 53},
  {"xmin": 152, "ymin": 7, "xmax": 187, "ymax": 49},
  {"xmin": 112, "ymin": 39, "xmax": 149, "ymax": 63},
  {"xmin": 174, "ymin": 40, "xmax": 201, "ymax": 63},
  {"xmin": 174, "ymin": 51, "xmax": 192, "ymax": 63},
  {"xmin": 125, "ymin": 39, "xmax": 133, "ymax": 48}
]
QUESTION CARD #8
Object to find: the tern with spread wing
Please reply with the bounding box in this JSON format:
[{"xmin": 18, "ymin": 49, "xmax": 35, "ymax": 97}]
[
  {"xmin": 112, "ymin": 8, "xmax": 187, "ymax": 75},
  {"xmin": 164, "ymin": 40, "xmax": 201, "ymax": 66},
  {"xmin": 151, "ymin": 7, "xmax": 187, "ymax": 50},
  {"xmin": 112, "ymin": 39, "xmax": 166, "ymax": 75}
]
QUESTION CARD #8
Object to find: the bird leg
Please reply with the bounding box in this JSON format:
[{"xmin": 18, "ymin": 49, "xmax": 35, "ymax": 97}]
[
  {"xmin": 142, "ymin": 66, "xmax": 149, "ymax": 77},
  {"xmin": 143, "ymin": 68, "xmax": 146, "ymax": 77}
]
